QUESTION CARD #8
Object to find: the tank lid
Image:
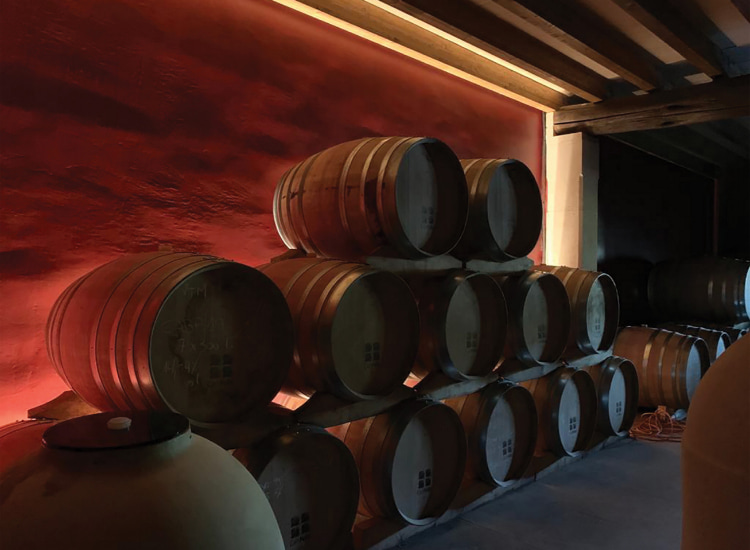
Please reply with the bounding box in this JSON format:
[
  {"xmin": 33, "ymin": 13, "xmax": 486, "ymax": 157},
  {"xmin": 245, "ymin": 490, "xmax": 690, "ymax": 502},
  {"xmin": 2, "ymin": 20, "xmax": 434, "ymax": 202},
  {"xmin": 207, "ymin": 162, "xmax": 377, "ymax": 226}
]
[{"xmin": 43, "ymin": 412, "xmax": 189, "ymax": 451}]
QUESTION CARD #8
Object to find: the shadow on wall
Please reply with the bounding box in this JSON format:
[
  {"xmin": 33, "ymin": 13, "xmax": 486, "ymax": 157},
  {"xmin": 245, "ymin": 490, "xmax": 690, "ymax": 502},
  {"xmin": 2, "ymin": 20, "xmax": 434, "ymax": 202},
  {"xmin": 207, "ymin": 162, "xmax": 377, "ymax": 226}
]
[{"xmin": 0, "ymin": 0, "xmax": 543, "ymax": 423}]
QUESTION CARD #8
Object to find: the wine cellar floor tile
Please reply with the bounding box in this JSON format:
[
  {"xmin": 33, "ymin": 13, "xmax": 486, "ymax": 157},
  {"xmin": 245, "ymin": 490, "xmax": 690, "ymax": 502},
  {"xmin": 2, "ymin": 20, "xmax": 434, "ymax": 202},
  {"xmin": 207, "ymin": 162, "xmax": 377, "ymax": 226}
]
[{"xmin": 400, "ymin": 441, "xmax": 682, "ymax": 550}]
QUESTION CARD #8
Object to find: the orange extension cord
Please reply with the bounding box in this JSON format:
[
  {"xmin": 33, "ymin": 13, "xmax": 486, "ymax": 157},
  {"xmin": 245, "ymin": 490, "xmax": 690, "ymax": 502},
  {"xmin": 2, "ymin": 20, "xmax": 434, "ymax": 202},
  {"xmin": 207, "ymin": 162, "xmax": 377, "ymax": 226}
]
[{"xmin": 629, "ymin": 406, "xmax": 686, "ymax": 442}]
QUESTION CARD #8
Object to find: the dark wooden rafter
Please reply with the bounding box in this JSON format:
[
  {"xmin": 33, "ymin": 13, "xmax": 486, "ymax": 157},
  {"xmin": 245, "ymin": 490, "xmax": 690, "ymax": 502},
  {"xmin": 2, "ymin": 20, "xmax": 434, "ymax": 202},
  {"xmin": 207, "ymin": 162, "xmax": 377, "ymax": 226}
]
[
  {"xmin": 732, "ymin": 0, "xmax": 750, "ymax": 25},
  {"xmin": 380, "ymin": 0, "xmax": 611, "ymax": 101},
  {"xmin": 554, "ymin": 75, "xmax": 750, "ymax": 135},
  {"xmin": 608, "ymin": 0, "xmax": 723, "ymax": 77},
  {"xmin": 476, "ymin": 0, "xmax": 662, "ymax": 90}
]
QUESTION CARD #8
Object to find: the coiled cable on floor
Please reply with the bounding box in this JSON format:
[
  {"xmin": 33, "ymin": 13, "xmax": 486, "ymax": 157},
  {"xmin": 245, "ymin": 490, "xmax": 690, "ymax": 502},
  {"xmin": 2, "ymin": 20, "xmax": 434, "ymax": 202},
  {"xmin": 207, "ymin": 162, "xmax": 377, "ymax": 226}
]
[{"xmin": 629, "ymin": 406, "xmax": 685, "ymax": 442}]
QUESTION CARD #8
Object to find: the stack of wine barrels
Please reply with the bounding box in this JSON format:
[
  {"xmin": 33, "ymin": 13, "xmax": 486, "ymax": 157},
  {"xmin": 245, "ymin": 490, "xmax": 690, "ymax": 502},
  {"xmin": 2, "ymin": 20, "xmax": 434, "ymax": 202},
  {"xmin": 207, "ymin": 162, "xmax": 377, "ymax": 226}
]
[
  {"xmin": 520, "ymin": 368, "xmax": 598, "ymax": 458},
  {"xmin": 45, "ymin": 251, "xmax": 296, "ymax": 423},
  {"xmin": 648, "ymin": 257, "xmax": 750, "ymax": 323},
  {"xmin": 233, "ymin": 425, "xmax": 360, "ymax": 550},
  {"xmin": 613, "ymin": 326, "xmax": 710, "ymax": 410}
]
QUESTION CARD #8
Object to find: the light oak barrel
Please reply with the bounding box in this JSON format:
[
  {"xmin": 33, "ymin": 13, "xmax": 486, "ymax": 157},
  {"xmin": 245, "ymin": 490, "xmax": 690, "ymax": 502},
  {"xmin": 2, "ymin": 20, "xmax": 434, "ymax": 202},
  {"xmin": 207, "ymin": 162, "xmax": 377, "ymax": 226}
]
[
  {"xmin": 659, "ymin": 324, "xmax": 732, "ymax": 363},
  {"xmin": 581, "ymin": 357, "xmax": 639, "ymax": 437},
  {"xmin": 273, "ymin": 137, "xmax": 469, "ymax": 260},
  {"xmin": 259, "ymin": 258, "xmax": 420, "ymax": 401},
  {"xmin": 46, "ymin": 252, "xmax": 295, "ymax": 423}
]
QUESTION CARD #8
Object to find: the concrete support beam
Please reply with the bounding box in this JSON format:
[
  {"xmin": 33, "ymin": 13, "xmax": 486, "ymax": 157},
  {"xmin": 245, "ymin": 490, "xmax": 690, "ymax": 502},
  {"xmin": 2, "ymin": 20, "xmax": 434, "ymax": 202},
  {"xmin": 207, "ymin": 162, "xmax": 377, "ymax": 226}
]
[{"xmin": 544, "ymin": 113, "xmax": 599, "ymax": 270}]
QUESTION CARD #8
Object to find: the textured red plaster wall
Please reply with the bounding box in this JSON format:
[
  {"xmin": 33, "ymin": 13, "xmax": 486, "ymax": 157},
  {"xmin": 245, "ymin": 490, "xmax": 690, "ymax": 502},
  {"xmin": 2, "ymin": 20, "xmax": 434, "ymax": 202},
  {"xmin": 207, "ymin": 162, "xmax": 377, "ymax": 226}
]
[{"xmin": 0, "ymin": 0, "xmax": 544, "ymax": 424}]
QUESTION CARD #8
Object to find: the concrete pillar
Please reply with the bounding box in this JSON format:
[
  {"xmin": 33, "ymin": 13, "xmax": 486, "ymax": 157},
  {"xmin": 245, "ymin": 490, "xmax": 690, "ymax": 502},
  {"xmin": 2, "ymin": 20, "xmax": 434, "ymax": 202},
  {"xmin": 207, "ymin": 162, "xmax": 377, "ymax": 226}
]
[{"xmin": 544, "ymin": 113, "xmax": 599, "ymax": 270}]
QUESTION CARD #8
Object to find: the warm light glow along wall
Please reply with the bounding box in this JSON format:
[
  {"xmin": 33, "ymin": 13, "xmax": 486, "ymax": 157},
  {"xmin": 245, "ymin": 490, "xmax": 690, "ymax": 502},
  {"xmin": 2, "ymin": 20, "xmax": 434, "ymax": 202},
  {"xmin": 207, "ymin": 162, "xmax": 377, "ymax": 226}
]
[{"xmin": 271, "ymin": 0, "xmax": 568, "ymax": 111}]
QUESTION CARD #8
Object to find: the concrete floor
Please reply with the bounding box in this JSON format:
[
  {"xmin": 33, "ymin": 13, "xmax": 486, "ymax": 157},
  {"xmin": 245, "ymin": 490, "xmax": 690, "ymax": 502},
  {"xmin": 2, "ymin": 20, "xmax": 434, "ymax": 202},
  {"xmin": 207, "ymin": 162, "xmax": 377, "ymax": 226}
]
[{"xmin": 400, "ymin": 441, "xmax": 682, "ymax": 550}]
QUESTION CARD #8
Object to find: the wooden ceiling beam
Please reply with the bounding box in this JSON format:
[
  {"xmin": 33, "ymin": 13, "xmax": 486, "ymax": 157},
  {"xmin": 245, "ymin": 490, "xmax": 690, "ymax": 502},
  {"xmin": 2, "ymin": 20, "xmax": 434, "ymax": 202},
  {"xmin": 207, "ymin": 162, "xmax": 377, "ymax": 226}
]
[
  {"xmin": 608, "ymin": 0, "xmax": 723, "ymax": 78},
  {"xmin": 273, "ymin": 0, "xmax": 568, "ymax": 111},
  {"xmin": 380, "ymin": 0, "xmax": 610, "ymax": 101},
  {"xmin": 731, "ymin": 0, "xmax": 750, "ymax": 25},
  {"xmin": 477, "ymin": 0, "xmax": 662, "ymax": 90},
  {"xmin": 554, "ymin": 75, "xmax": 750, "ymax": 135}
]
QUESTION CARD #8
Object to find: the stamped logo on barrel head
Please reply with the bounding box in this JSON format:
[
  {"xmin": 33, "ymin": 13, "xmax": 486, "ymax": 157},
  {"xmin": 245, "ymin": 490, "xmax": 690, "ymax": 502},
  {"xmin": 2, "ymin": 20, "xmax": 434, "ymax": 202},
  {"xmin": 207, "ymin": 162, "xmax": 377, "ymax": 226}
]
[
  {"xmin": 417, "ymin": 469, "xmax": 432, "ymax": 493},
  {"xmin": 290, "ymin": 513, "xmax": 310, "ymax": 547}
]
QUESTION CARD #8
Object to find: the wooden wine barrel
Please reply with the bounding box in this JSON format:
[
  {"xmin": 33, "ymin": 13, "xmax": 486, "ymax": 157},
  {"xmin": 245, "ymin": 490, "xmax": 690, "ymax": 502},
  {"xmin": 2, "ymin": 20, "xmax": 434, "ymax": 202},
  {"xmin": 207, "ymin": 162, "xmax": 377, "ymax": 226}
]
[
  {"xmin": 233, "ymin": 425, "xmax": 359, "ymax": 550},
  {"xmin": 648, "ymin": 257, "xmax": 750, "ymax": 323},
  {"xmin": 581, "ymin": 357, "xmax": 639, "ymax": 437},
  {"xmin": 535, "ymin": 265, "xmax": 619, "ymax": 356},
  {"xmin": 613, "ymin": 327, "xmax": 710, "ymax": 410},
  {"xmin": 46, "ymin": 252, "xmax": 295, "ymax": 423},
  {"xmin": 329, "ymin": 399, "xmax": 466, "ymax": 525},
  {"xmin": 722, "ymin": 326, "xmax": 749, "ymax": 343},
  {"xmin": 659, "ymin": 324, "xmax": 732, "ymax": 363},
  {"xmin": 494, "ymin": 271, "xmax": 571, "ymax": 366},
  {"xmin": 520, "ymin": 368, "xmax": 597, "ymax": 458},
  {"xmin": 405, "ymin": 270, "xmax": 507, "ymax": 381},
  {"xmin": 0, "ymin": 420, "xmax": 53, "ymax": 474},
  {"xmin": 445, "ymin": 381, "xmax": 537, "ymax": 486},
  {"xmin": 273, "ymin": 137, "xmax": 469, "ymax": 260},
  {"xmin": 452, "ymin": 159, "xmax": 542, "ymax": 261},
  {"xmin": 259, "ymin": 258, "xmax": 420, "ymax": 400}
]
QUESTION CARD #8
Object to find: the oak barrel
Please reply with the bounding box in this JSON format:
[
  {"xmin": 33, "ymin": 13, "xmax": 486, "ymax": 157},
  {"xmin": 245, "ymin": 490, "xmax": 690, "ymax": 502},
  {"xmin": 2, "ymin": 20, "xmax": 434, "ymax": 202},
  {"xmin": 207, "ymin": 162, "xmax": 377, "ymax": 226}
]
[
  {"xmin": 329, "ymin": 399, "xmax": 466, "ymax": 525},
  {"xmin": 0, "ymin": 420, "xmax": 53, "ymax": 474},
  {"xmin": 273, "ymin": 137, "xmax": 469, "ymax": 260},
  {"xmin": 405, "ymin": 270, "xmax": 508, "ymax": 381},
  {"xmin": 452, "ymin": 159, "xmax": 542, "ymax": 261},
  {"xmin": 445, "ymin": 381, "xmax": 537, "ymax": 486},
  {"xmin": 648, "ymin": 257, "xmax": 750, "ymax": 323},
  {"xmin": 494, "ymin": 271, "xmax": 571, "ymax": 366},
  {"xmin": 520, "ymin": 368, "xmax": 597, "ymax": 458},
  {"xmin": 536, "ymin": 265, "xmax": 619, "ymax": 356},
  {"xmin": 581, "ymin": 357, "xmax": 639, "ymax": 437},
  {"xmin": 233, "ymin": 425, "xmax": 359, "ymax": 550},
  {"xmin": 46, "ymin": 252, "xmax": 295, "ymax": 423},
  {"xmin": 613, "ymin": 327, "xmax": 710, "ymax": 409},
  {"xmin": 259, "ymin": 258, "xmax": 419, "ymax": 400},
  {"xmin": 659, "ymin": 324, "xmax": 732, "ymax": 363}
]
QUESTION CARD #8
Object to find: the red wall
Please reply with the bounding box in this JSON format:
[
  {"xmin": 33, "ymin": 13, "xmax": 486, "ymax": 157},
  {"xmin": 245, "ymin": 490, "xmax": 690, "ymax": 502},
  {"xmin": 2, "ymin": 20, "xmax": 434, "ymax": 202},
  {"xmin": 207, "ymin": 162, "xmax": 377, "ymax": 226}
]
[{"xmin": 0, "ymin": 0, "xmax": 544, "ymax": 424}]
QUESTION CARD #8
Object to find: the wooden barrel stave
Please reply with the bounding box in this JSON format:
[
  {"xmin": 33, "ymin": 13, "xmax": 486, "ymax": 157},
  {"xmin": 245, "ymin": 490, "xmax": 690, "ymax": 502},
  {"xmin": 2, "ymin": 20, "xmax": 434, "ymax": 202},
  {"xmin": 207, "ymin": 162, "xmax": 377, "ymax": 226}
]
[
  {"xmin": 520, "ymin": 368, "xmax": 597, "ymax": 458},
  {"xmin": 0, "ymin": 420, "xmax": 54, "ymax": 474},
  {"xmin": 581, "ymin": 357, "xmax": 639, "ymax": 437},
  {"xmin": 273, "ymin": 137, "xmax": 469, "ymax": 260},
  {"xmin": 495, "ymin": 271, "xmax": 571, "ymax": 366},
  {"xmin": 405, "ymin": 270, "xmax": 508, "ymax": 381},
  {"xmin": 259, "ymin": 258, "xmax": 420, "ymax": 400},
  {"xmin": 453, "ymin": 159, "xmax": 542, "ymax": 261},
  {"xmin": 46, "ymin": 252, "xmax": 295, "ymax": 423},
  {"xmin": 233, "ymin": 425, "xmax": 359, "ymax": 550},
  {"xmin": 536, "ymin": 265, "xmax": 620, "ymax": 356},
  {"xmin": 445, "ymin": 381, "xmax": 537, "ymax": 486},
  {"xmin": 329, "ymin": 399, "xmax": 466, "ymax": 525},
  {"xmin": 613, "ymin": 327, "xmax": 710, "ymax": 410}
]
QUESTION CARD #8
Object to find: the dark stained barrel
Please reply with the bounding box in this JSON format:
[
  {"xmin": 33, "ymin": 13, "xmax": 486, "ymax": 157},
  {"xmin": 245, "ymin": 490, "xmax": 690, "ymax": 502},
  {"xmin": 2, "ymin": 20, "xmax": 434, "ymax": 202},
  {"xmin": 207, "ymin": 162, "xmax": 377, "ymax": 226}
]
[
  {"xmin": 273, "ymin": 137, "xmax": 469, "ymax": 260},
  {"xmin": 659, "ymin": 324, "xmax": 732, "ymax": 363},
  {"xmin": 405, "ymin": 270, "xmax": 507, "ymax": 381},
  {"xmin": 0, "ymin": 420, "xmax": 53, "ymax": 474},
  {"xmin": 648, "ymin": 257, "xmax": 750, "ymax": 323},
  {"xmin": 494, "ymin": 271, "xmax": 571, "ymax": 366},
  {"xmin": 536, "ymin": 265, "xmax": 619, "ymax": 356},
  {"xmin": 329, "ymin": 399, "xmax": 466, "ymax": 525},
  {"xmin": 259, "ymin": 258, "xmax": 420, "ymax": 401},
  {"xmin": 581, "ymin": 357, "xmax": 639, "ymax": 437},
  {"xmin": 452, "ymin": 159, "xmax": 542, "ymax": 261},
  {"xmin": 233, "ymin": 425, "xmax": 359, "ymax": 550},
  {"xmin": 46, "ymin": 252, "xmax": 295, "ymax": 423},
  {"xmin": 613, "ymin": 327, "xmax": 710, "ymax": 410},
  {"xmin": 520, "ymin": 368, "xmax": 597, "ymax": 458},
  {"xmin": 445, "ymin": 381, "xmax": 537, "ymax": 486}
]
